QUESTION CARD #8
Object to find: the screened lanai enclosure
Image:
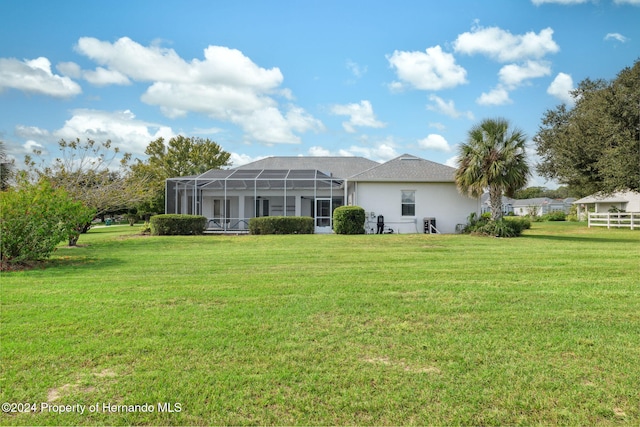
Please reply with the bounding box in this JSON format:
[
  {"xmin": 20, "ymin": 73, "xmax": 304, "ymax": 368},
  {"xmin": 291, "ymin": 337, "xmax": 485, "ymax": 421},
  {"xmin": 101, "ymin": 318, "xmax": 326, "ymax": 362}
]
[{"xmin": 166, "ymin": 168, "xmax": 346, "ymax": 233}]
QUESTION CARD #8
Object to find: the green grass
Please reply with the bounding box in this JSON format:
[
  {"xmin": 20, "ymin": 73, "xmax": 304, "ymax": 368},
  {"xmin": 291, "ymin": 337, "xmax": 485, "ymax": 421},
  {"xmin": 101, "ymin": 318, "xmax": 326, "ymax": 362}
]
[{"xmin": 1, "ymin": 222, "xmax": 639, "ymax": 425}]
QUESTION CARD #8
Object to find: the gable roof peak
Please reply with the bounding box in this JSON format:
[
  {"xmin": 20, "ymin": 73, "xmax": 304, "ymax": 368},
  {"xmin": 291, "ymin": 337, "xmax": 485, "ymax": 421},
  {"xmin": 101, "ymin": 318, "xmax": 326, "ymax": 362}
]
[{"xmin": 349, "ymin": 153, "xmax": 456, "ymax": 182}]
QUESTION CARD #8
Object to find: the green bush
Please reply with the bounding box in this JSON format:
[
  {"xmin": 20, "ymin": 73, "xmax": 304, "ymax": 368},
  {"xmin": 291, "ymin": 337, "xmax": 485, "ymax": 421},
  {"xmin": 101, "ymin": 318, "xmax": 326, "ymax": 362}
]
[
  {"xmin": 462, "ymin": 213, "xmax": 526, "ymax": 238},
  {"xmin": 333, "ymin": 206, "xmax": 365, "ymax": 235},
  {"xmin": 567, "ymin": 204, "xmax": 579, "ymax": 222},
  {"xmin": 149, "ymin": 214, "xmax": 206, "ymax": 235},
  {"xmin": 475, "ymin": 219, "xmax": 525, "ymax": 237},
  {"xmin": 249, "ymin": 216, "xmax": 314, "ymax": 235},
  {"xmin": 1, "ymin": 179, "xmax": 94, "ymax": 268},
  {"xmin": 541, "ymin": 211, "xmax": 566, "ymax": 221},
  {"xmin": 504, "ymin": 216, "xmax": 531, "ymax": 231}
]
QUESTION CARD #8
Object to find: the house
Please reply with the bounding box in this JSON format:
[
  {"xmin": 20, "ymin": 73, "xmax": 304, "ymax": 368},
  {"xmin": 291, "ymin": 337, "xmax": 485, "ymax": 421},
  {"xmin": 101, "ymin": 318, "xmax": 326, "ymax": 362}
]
[
  {"xmin": 165, "ymin": 154, "xmax": 479, "ymax": 234},
  {"xmin": 511, "ymin": 197, "xmax": 574, "ymax": 216},
  {"xmin": 480, "ymin": 193, "xmax": 515, "ymax": 216},
  {"xmin": 573, "ymin": 190, "xmax": 640, "ymax": 220},
  {"xmin": 480, "ymin": 194, "xmax": 575, "ymax": 217}
]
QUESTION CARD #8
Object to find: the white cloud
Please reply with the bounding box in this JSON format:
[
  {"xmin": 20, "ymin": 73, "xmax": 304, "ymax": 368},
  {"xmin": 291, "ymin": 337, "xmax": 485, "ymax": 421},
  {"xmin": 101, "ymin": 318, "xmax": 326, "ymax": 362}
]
[
  {"xmin": 57, "ymin": 61, "xmax": 131, "ymax": 85},
  {"xmin": 343, "ymin": 142, "xmax": 398, "ymax": 162},
  {"xmin": 330, "ymin": 100, "xmax": 386, "ymax": 133},
  {"xmin": 454, "ymin": 26, "xmax": 559, "ymax": 62},
  {"xmin": 308, "ymin": 146, "xmax": 333, "ymax": 156},
  {"xmin": 57, "ymin": 61, "xmax": 82, "ymax": 78},
  {"xmin": 387, "ymin": 45, "xmax": 468, "ymax": 91},
  {"xmin": 445, "ymin": 155, "xmax": 459, "ymax": 168},
  {"xmin": 72, "ymin": 37, "xmax": 323, "ymax": 144},
  {"xmin": 233, "ymin": 106, "xmax": 323, "ymax": 145},
  {"xmin": 22, "ymin": 140, "xmax": 47, "ymax": 157},
  {"xmin": 427, "ymin": 95, "xmax": 474, "ymax": 120},
  {"xmin": 476, "ymin": 86, "xmax": 512, "ymax": 106},
  {"xmin": 54, "ymin": 109, "xmax": 175, "ymax": 155},
  {"xmin": 228, "ymin": 152, "xmax": 265, "ymax": 167},
  {"xmin": 480, "ymin": 60, "xmax": 552, "ymax": 103},
  {"xmin": 604, "ymin": 33, "xmax": 629, "ymax": 43},
  {"xmin": 83, "ymin": 67, "xmax": 131, "ymax": 86},
  {"xmin": 15, "ymin": 125, "xmax": 50, "ymax": 139},
  {"xmin": 346, "ymin": 60, "xmax": 367, "ymax": 78},
  {"xmin": 613, "ymin": 0, "xmax": 640, "ymax": 5},
  {"xmin": 429, "ymin": 122, "xmax": 446, "ymax": 131},
  {"xmin": 311, "ymin": 138, "xmax": 399, "ymax": 162},
  {"xmin": 418, "ymin": 134, "xmax": 452, "ymax": 152},
  {"xmin": 547, "ymin": 72, "xmax": 575, "ymax": 105},
  {"xmin": 498, "ymin": 60, "xmax": 551, "ymax": 88},
  {"xmin": 0, "ymin": 57, "xmax": 81, "ymax": 97}
]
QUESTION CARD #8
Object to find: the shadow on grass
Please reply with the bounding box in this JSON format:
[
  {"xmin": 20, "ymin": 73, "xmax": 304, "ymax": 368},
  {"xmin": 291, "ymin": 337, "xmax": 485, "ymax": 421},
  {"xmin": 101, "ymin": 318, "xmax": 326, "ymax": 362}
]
[
  {"xmin": 47, "ymin": 254, "xmax": 122, "ymax": 270},
  {"xmin": 522, "ymin": 233, "xmax": 638, "ymax": 244}
]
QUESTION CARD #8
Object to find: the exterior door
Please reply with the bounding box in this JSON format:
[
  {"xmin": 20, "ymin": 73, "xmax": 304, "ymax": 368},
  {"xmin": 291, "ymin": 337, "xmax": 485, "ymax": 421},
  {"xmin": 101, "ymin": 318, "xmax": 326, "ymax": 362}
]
[
  {"xmin": 315, "ymin": 198, "xmax": 332, "ymax": 233},
  {"xmin": 213, "ymin": 199, "xmax": 230, "ymax": 227},
  {"xmin": 255, "ymin": 199, "xmax": 269, "ymax": 217}
]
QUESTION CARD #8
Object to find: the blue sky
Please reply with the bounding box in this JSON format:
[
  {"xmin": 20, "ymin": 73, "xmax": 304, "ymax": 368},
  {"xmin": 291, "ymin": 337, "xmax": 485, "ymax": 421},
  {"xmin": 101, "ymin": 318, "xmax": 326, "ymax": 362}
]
[{"xmin": 1, "ymin": 0, "xmax": 639, "ymax": 187}]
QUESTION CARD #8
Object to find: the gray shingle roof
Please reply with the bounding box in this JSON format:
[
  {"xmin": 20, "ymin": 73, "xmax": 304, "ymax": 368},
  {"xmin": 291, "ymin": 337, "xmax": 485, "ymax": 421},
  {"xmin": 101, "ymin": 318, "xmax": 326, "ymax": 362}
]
[
  {"xmin": 348, "ymin": 154, "xmax": 456, "ymax": 182},
  {"xmin": 234, "ymin": 156, "xmax": 379, "ymax": 179}
]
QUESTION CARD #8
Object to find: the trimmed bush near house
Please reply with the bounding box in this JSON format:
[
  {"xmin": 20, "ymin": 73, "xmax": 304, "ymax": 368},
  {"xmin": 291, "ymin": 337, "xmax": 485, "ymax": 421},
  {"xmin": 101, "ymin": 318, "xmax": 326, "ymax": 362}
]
[
  {"xmin": 149, "ymin": 214, "xmax": 206, "ymax": 235},
  {"xmin": 333, "ymin": 206, "xmax": 365, "ymax": 235},
  {"xmin": 249, "ymin": 216, "xmax": 314, "ymax": 235}
]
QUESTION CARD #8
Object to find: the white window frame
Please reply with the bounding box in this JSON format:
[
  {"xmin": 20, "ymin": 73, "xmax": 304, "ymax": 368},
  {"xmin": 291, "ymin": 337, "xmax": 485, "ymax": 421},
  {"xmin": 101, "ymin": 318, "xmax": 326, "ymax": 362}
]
[{"xmin": 401, "ymin": 190, "xmax": 416, "ymax": 216}]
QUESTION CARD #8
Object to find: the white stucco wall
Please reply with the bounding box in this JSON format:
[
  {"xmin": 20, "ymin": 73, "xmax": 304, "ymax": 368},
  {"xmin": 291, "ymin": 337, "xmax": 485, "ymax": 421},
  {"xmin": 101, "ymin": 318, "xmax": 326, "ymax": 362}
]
[{"xmin": 353, "ymin": 182, "xmax": 479, "ymax": 234}]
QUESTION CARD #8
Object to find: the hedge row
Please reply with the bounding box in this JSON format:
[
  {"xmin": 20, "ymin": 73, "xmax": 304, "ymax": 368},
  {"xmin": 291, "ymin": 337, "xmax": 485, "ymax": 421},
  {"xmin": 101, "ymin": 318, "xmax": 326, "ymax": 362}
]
[
  {"xmin": 333, "ymin": 206, "xmax": 365, "ymax": 235},
  {"xmin": 249, "ymin": 216, "xmax": 314, "ymax": 235},
  {"xmin": 150, "ymin": 214, "xmax": 206, "ymax": 235}
]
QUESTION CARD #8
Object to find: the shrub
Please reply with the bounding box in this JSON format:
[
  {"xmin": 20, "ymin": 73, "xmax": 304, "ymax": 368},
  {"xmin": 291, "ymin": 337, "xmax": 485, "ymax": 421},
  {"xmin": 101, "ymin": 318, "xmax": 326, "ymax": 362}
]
[
  {"xmin": 504, "ymin": 216, "xmax": 531, "ymax": 231},
  {"xmin": 1, "ymin": 179, "xmax": 94, "ymax": 268},
  {"xmin": 462, "ymin": 213, "xmax": 526, "ymax": 238},
  {"xmin": 249, "ymin": 216, "xmax": 314, "ymax": 235},
  {"xmin": 541, "ymin": 211, "xmax": 566, "ymax": 221},
  {"xmin": 333, "ymin": 206, "xmax": 365, "ymax": 235},
  {"xmin": 474, "ymin": 219, "xmax": 525, "ymax": 238},
  {"xmin": 461, "ymin": 212, "xmax": 488, "ymax": 234},
  {"xmin": 149, "ymin": 214, "xmax": 206, "ymax": 235},
  {"xmin": 567, "ymin": 204, "xmax": 579, "ymax": 222}
]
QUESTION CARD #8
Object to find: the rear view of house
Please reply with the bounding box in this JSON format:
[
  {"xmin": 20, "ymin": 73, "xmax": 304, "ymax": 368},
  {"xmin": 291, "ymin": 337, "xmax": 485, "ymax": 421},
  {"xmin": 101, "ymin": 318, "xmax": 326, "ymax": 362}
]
[{"xmin": 165, "ymin": 154, "xmax": 479, "ymax": 234}]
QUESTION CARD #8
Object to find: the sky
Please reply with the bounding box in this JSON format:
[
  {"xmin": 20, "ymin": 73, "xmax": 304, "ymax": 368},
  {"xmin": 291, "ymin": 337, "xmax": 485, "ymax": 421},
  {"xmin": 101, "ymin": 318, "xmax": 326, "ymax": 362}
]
[{"xmin": 1, "ymin": 0, "xmax": 639, "ymax": 188}]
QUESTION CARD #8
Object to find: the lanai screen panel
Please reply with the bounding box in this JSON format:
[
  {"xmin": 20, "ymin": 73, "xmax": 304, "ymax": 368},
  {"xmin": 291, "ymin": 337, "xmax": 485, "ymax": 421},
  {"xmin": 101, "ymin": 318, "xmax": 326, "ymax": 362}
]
[{"xmin": 166, "ymin": 168, "xmax": 345, "ymax": 213}]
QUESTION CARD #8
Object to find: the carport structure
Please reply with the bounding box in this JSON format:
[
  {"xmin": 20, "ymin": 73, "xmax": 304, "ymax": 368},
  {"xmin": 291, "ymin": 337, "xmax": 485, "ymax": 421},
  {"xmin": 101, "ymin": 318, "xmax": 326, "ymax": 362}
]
[{"xmin": 166, "ymin": 168, "xmax": 345, "ymax": 233}]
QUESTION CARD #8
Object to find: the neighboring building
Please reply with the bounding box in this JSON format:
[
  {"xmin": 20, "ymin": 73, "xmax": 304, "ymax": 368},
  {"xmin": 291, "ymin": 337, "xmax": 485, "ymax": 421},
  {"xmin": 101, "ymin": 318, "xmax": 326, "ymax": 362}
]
[
  {"xmin": 512, "ymin": 197, "xmax": 574, "ymax": 216},
  {"xmin": 481, "ymin": 194, "xmax": 575, "ymax": 217},
  {"xmin": 480, "ymin": 193, "xmax": 515, "ymax": 216},
  {"xmin": 165, "ymin": 154, "xmax": 480, "ymax": 234},
  {"xmin": 573, "ymin": 190, "xmax": 640, "ymax": 219}
]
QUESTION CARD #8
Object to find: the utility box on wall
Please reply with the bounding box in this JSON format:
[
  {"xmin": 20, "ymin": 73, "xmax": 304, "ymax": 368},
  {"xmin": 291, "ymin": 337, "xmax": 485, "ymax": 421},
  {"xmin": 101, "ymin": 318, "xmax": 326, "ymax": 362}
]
[{"xmin": 423, "ymin": 217, "xmax": 436, "ymax": 234}]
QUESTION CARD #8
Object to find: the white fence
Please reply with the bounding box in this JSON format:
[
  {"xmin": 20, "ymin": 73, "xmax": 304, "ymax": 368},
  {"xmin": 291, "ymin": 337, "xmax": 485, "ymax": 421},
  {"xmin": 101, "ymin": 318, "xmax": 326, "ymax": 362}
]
[{"xmin": 588, "ymin": 212, "xmax": 640, "ymax": 229}]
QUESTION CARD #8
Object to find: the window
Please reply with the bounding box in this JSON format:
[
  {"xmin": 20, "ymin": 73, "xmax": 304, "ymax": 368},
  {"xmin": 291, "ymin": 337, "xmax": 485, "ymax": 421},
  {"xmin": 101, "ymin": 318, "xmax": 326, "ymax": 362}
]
[{"xmin": 401, "ymin": 190, "xmax": 415, "ymax": 216}]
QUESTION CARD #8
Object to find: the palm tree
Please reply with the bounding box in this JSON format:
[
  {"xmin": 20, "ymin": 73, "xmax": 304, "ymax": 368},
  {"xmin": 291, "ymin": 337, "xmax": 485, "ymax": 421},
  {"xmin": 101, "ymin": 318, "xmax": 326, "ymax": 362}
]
[{"xmin": 455, "ymin": 118, "xmax": 530, "ymax": 221}]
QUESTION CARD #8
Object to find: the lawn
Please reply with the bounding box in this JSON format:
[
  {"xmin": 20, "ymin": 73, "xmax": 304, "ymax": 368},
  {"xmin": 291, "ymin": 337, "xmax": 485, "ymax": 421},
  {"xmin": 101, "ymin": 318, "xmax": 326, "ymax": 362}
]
[{"xmin": 1, "ymin": 222, "xmax": 639, "ymax": 425}]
